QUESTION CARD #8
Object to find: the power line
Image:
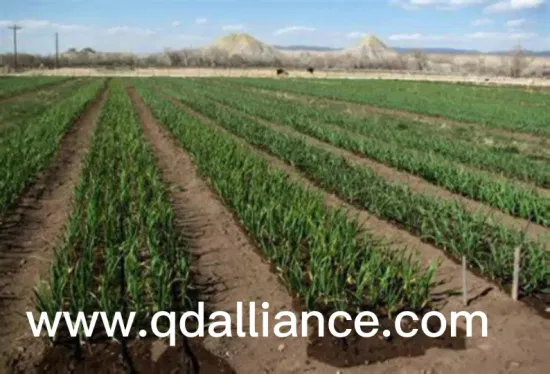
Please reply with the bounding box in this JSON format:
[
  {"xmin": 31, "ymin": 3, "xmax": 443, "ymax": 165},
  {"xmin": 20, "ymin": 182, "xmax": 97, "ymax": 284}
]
[
  {"xmin": 7, "ymin": 24, "xmax": 22, "ymax": 71},
  {"xmin": 55, "ymin": 32, "xmax": 59, "ymax": 69}
]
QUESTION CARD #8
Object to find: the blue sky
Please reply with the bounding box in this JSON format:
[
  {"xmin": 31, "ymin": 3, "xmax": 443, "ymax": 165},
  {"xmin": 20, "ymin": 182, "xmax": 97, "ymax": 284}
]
[{"xmin": 0, "ymin": 0, "xmax": 548, "ymax": 54}]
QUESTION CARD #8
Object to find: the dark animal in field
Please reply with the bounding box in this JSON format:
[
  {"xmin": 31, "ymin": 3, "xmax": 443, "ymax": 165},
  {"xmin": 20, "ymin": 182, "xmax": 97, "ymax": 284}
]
[
  {"xmin": 276, "ymin": 68, "xmax": 289, "ymax": 77},
  {"xmin": 307, "ymin": 67, "xmax": 314, "ymax": 74}
]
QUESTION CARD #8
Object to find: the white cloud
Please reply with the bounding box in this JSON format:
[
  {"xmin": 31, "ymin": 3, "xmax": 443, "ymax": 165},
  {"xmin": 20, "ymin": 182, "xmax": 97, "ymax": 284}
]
[
  {"xmin": 221, "ymin": 24, "xmax": 246, "ymax": 31},
  {"xmin": 449, "ymin": 0, "xmax": 487, "ymax": 5},
  {"xmin": 466, "ymin": 31, "xmax": 503, "ymax": 38},
  {"xmin": 389, "ymin": 33, "xmax": 425, "ymax": 40},
  {"xmin": 18, "ymin": 19, "xmax": 51, "ymax": 29},
  {"xmin": 195, "ymin": 17, "xmax": 208, "ymax": 25},
  {"xmin": 106, "ymin": 26, "xmax": 156, "ymax": 36},
  {"xmin": 52, "ymin": 23, "xmax": 88, "ymax": 31},
  {"xmin": 178, "ymin": 34, "xmax": 205, "ymax": 40},
  {"xmin": 388, "ymin": 0, "xmax": 413, "ymax": 10},
  {"xmin": 0, "ymin": 19, "xmax": 88, "ymax": 31},
  {"xmin": 172, "ymin": 21, "xmax": 180, "ymax": 27},
  {"xmin": 273, "ymin": 26, "xmax": 316, "ymax": 35},
  {"xmin": 506, "ymin": 18, "xmax": 527, "ymax": 27},
  {"xmin": 389, "ymin": 33, "xmax": 454, "ymax": 40},
  {"xmin": 391, "ymin": 0, "xmax": 488, "ymax": 10},
  {"xmin": 508, "ymin": 32, "xmax": 538, "ymax": 39},
  {"xmin": 347, "ymin": 31, "xmax": 368, "ymax": 39},
  {"xmin": 471, "ymin": 18, "xmax": 494, "ymax": 26},
  {"xmin": 0, "ymin": 19, "xmax": 89, "ymax": 34},
  {"xmin": 484, "ymin": 0, "xmax": 545, "ymax": 13},
  {"xmin": 410, "ymin": 0, "xmax": 445, "ymax": 5},
  {"xmin": 466, "ymin": 31, "xmax": 538, "ymax": 39},
  {"xmin": 389, "ymin": 0, "xmax": 436, "ymax": 10},
  {"xmin": 394, "ymin": 0, "xmax": 546, "ymax": 12}
]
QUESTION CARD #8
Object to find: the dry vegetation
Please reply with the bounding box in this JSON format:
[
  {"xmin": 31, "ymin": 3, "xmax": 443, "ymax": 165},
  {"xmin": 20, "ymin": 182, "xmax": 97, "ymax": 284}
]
[{"xmin": 1, "ymin": 34, "xmax": 549, "ymax": 79}]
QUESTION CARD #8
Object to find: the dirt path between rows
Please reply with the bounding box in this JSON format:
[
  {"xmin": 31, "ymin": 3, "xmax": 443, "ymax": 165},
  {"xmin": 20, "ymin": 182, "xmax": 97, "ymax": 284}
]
[
  {"xmin": 0, "ymin": 87, "xmax": 108, "ymax": 373},
  {"xmin": 129, "ymin": 88, "xmax": 323, "ymax": 374},
  {"xmin": 249, "ymin": 86, "xmax": 550, "ymax": 149},
  {"xmin": 211, "ymin": 101, "xmax": 550, "ymax": 245},
  {"xmin": 160, "ymin": 94, "xmax": 550, "ymax": 373}
]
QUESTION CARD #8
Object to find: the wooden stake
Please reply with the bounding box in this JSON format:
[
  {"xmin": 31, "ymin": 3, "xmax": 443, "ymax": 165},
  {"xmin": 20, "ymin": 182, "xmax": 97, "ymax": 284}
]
[
  {"xmin": 462, "ymin": 256, "xmax": 468, "ymax": 306},
  {"xmin": 512, "ymin": 246, "xmax": 521, "ymax": 301}
]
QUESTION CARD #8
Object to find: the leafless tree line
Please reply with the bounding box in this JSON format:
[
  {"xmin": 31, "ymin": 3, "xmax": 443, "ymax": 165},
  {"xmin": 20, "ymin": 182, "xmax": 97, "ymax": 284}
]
[{"xmin": 1, "ymin": 45, "xmax": 548, "ymax": 78}]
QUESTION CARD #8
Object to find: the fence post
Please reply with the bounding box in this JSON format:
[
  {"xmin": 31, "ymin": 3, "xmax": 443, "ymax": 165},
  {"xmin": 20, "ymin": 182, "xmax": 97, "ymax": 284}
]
[{"xmin": 512, "ymin": 247, "xmax": 521, "ymax": 301}]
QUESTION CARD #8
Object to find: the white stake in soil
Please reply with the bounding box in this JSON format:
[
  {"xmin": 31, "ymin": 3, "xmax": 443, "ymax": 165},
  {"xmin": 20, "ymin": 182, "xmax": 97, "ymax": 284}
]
[{"xmin": 512, "ymin": 246, "xmax": 521, "ymax": 301}]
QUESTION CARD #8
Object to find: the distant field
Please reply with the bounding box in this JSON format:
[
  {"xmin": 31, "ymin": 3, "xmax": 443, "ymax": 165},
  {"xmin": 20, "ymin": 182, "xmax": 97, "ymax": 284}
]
[
  {"xmin": 12, "ymin": 66, "xmax": 550, "ymax": 87},
  {"xmin": 0, "ymin": 76, "xmax": 548, "ymax": 373},
  {"xmin": 0, "ymin": 76, "xmax": 70, "ymax": 99},
  {"xmin": 229, "ymin": 77, "xmax": 550, "ymax": 136}
]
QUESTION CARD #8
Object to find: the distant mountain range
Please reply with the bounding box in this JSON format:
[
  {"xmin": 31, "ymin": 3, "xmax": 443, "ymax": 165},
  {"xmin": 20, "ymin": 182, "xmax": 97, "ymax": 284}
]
[
  {"xmin": 275, "ymin": 45, "xmax": 550, "ymax": 56},
  {"xmin": 394, "ymin": 47, "xmax": 550, "ymax": 56}
]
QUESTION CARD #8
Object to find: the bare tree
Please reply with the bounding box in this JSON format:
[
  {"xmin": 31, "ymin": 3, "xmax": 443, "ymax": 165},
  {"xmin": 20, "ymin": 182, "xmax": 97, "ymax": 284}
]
[
  {"xmin": 509, "ymin": 44, "xmax": 533, "ymax": 78},
  {"xmin": 413, "ymin": 50, "xmax": 428, "ymax": 71}
]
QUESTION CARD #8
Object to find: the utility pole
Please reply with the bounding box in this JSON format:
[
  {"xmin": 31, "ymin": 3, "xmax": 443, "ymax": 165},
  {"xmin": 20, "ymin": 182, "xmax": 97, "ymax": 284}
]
[
  {"xmin": 55, "ymin": 32, "xmax": 59, "ymax": 69},
  {"xmin": 8, "ymin": 24, "xmax": 22, "ymax": 71}
]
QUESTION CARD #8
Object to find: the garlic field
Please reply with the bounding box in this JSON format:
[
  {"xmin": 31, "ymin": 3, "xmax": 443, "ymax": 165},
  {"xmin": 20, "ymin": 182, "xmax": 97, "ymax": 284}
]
[{"xmin": 0, "ymin": 76, "xmax": 548, "ymax": 374}]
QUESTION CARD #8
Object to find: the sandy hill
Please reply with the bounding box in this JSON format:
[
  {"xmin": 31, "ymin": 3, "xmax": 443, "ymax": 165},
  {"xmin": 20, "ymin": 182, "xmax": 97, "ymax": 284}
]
[
  {"xmin": 342, "ymin": 34, "xmax": 398, "ymax": 61},
  {"xmin": 198, "ymin": 32, "xmax": 399, "ymax": 67},
  {"xmin": 202, "ymin": 33, "xmax": 284, "ymax": 65}
]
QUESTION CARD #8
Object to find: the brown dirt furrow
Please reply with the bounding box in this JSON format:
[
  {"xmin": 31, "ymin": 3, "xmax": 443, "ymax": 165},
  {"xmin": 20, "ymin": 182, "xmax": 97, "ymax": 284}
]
[
  {"xmin": 249, "ymin": 86, "xmax": 550, "ymax": 146},
  {"xmin": 0, "ymin": 87, "xmax": 108, "ymax": 374},
  {"xmin": 160, "ymin": 94, "xmax": 550, "ymax": 373},
  {"xmin": 129, "ymin": 88, "xmax": 320, "ymax": 374},
  {"xmin": 214, "ymin": 101, "xmax": 550, "ymax": 244},
  {"xmin": 0, "ymin": 78, "xmax": 76, "ymax": 104}
]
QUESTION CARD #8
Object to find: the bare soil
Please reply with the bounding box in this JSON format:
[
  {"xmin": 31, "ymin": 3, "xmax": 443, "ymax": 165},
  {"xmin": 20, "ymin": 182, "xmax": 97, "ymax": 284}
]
[
  {"xmin": 158, "ymin": 95, "xmax": 550, "ymax": 373},
  {"xmin": 0, "ymin": 87, "xmax": 108, "ymax": 373},
  {"xmin": 38, "ymin": 338, "xmax": 234, "ymax": 374},
  {"xmin": 308, "ymin": 317, "xmax": 466, "ymax": 368},
  {"xmin": 214, "ymin": 100, "xmax": 550, "ymax": 243}
]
